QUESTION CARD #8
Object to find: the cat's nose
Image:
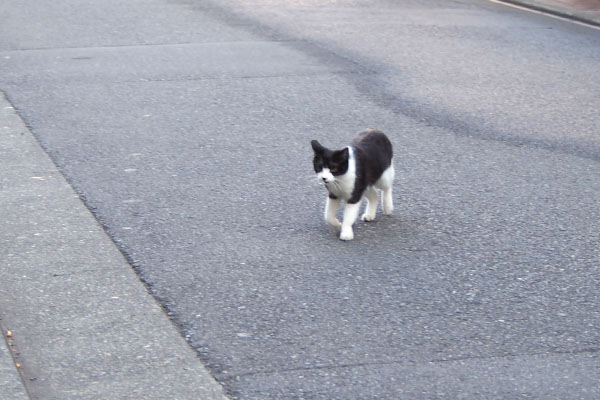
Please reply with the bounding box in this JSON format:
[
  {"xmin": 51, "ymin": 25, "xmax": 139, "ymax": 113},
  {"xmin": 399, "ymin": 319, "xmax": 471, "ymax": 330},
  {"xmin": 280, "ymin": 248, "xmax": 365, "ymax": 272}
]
[{"xmin": 322, "ymin": 177, "xmax": 328, "ymax": 182}]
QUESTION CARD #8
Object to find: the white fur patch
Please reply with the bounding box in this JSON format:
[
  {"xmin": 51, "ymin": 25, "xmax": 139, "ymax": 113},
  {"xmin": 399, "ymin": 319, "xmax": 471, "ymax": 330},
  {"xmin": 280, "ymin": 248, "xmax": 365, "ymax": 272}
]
[
  {"xmin": 317, "ymin": 167, "xmax": 334, "ymax": 184},
  {"xmin": 375, "ymin": 162, "xmax": 395, "ymax": 191},
  {"xmin": 321, "ymin": 147, "xmax": 356, "ymax": 200},
  {"xmin": 376, "ymin": 162, "xmax": 395, "ymax": 215}
]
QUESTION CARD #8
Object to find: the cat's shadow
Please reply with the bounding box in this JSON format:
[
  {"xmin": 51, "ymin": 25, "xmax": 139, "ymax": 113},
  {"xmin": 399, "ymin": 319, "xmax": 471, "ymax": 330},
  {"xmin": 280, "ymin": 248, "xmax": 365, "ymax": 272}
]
[{"xmin": 306, "ymin": 210, "xmax": 422, "ymax": 247}]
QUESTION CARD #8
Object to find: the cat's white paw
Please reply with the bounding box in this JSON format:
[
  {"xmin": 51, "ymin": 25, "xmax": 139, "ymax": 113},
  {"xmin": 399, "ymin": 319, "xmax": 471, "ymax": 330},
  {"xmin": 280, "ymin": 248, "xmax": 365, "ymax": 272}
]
[
  {"xmin": 327, "ymin": 218, "xmax": 342, "ymax": 230},
  {"xmin": 383, "ymin": 204, "xmax": 394, "ymax": 215},
  {"xmin": 361, "ymin": 212, "xmax": 376, "ymax": 222},
  {"xmin": 339, "ymin": 228, "xmax": 354, "ymax": 241}
]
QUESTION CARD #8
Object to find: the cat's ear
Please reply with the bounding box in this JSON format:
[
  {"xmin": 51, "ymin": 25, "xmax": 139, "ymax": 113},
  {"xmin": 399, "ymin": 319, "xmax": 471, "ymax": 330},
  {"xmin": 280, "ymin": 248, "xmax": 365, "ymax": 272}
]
[
  {"xmin": 332, "ymin": 147, "xmax": 349, "ymax": 163},
  {"xmin": 311, "ymin": 140, "xmax": 325, "ymax": 154}
]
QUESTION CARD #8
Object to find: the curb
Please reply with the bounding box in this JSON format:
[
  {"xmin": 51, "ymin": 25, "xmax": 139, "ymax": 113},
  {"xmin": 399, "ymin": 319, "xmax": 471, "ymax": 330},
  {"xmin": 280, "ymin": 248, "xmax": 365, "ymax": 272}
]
[
  {"xmin": 0, "ymin": 327, "xmax": 28, "ymax": 400},
  {"xmin": 495, "ymin": 0, "xmax": 600, "ymax": 27}
]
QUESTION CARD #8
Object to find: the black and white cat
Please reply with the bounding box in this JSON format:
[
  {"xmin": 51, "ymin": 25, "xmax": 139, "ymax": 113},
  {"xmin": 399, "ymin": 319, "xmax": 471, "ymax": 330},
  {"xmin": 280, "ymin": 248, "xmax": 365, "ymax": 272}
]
[{"xmin": 311, "ymin": 129, "xmax": 394, "ymax": 241}]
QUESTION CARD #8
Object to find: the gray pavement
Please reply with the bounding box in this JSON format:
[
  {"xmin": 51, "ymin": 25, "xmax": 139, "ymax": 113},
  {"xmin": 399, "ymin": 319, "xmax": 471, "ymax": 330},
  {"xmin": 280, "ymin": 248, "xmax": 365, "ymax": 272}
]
[{"xmin": 1, "ymin": 0, "xmax": 599, "ymax": 399}]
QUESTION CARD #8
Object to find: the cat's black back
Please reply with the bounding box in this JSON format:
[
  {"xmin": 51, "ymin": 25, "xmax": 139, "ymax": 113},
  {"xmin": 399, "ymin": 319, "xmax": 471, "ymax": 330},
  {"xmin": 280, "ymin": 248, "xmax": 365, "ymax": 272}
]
[{"xmin": 351, "ymin": 129, "xmax": 393, "ymax": 189}]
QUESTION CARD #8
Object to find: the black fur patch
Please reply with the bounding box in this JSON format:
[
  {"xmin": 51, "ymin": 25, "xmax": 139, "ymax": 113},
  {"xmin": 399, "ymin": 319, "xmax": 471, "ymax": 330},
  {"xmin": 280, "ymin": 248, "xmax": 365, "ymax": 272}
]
[
  {"xmin": 348, "ymin": 129, "xmax": 393, "ymax": 203},
  {"xmin": 311, "ymin": 140, "xmax": 350, "ymax": 177}
]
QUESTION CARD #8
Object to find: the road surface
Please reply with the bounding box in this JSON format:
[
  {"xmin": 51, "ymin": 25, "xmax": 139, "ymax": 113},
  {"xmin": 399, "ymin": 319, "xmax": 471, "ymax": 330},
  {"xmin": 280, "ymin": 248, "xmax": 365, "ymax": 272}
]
[{"xmin": 1, "ymin": 0, "xmax": 599, "ymax": 398}]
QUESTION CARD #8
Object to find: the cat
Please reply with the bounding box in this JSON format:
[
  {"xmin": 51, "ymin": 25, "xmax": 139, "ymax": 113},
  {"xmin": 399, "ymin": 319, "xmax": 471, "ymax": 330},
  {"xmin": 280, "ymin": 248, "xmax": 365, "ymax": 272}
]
[{"xmin": 311, "ymin": 129, "xmax": 394, "ymax": 241}]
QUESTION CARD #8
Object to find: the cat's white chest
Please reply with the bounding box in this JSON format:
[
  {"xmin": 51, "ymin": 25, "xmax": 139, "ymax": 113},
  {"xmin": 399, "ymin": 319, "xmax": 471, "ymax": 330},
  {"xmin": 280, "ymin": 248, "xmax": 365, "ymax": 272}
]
[{"xmin": 325, "ymin": 147, "xmax": 356, "ymax": 200}]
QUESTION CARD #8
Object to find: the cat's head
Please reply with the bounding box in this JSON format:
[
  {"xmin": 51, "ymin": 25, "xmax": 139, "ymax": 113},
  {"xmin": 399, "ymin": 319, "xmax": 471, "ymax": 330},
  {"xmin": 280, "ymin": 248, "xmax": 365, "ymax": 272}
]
[{"xmin": 311, "ymin": 140, "xmax": 349, "ymax": 184}]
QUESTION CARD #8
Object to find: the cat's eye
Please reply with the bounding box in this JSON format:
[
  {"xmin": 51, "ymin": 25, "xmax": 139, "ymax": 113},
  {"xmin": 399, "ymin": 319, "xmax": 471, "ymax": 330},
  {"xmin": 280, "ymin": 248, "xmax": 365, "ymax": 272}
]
[{"xmin": 330, "ymin": 167, "xmax": 338, "ymax": 173}]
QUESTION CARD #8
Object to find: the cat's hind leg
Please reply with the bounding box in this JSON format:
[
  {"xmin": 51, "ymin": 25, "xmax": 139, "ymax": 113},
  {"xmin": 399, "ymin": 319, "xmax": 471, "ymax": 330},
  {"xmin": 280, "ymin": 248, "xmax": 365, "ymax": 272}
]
[
  {"xmin": 382, "ymin": 188, "xmax": 393, "ymax": 215},
  {"xmin": 325, "ymin": 196, "xmax": 342, "ymax": 230},
  {"xmin": 361, "ymin": 186, "xmax": 378, "ymax": 222},
  {"xmin": 376, "ymin": 164, "xmax": 395, "ymax": 215}
]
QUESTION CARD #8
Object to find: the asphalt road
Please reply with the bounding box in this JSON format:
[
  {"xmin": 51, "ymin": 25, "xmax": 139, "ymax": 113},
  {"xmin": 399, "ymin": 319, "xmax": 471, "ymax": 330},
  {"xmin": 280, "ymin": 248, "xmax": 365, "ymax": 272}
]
[{"xmin": 1, "ymin": 0, "xmax": 599, "ymax": 399}]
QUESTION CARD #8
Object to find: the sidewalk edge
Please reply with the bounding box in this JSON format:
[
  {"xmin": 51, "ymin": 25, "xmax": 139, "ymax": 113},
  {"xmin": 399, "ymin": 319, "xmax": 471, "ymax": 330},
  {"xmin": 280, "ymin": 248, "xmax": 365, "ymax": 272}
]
[{"xmin": 494, "ymin": 0, "xmax": 600, "ymax": 27}]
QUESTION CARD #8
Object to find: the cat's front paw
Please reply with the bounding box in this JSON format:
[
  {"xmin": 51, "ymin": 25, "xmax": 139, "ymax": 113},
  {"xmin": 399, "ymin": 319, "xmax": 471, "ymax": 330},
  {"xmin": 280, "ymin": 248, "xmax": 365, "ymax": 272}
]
[
  {"xmin": 326, "ymin": 218, "xmax": 342, "ymax": 230},
  {"xmin": 339, "ymin": 227, "xmax": 354, "ymax": 241},
  {"xmin": 361, "ymin": 212, "xmax": 376, "ymax": 222}
]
